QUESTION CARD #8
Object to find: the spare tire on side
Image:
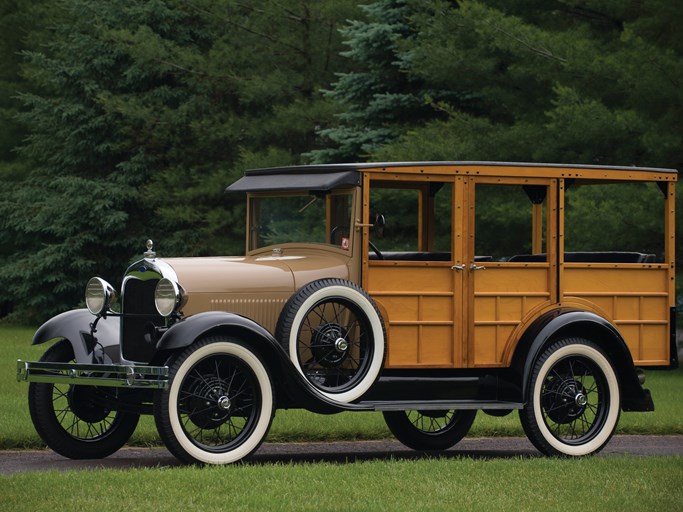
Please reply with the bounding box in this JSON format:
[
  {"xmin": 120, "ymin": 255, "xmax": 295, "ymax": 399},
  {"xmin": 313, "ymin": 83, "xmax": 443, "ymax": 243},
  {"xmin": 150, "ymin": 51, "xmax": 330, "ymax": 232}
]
[{"xmin": 275, "ymin": 278, "xmax": 386, "ymax": 403}]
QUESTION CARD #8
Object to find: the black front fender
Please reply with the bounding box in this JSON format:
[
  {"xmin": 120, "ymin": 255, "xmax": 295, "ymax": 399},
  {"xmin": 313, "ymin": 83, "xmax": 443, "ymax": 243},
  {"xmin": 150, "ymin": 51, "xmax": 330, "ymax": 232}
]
[
  {"xmin": 155, "ymin": 312, "xmax": 355, "ymax": 413},
  {"xmin": 32, "ymin": 309, "xmax": 120, "ymax": 364},
  {"xmin": 156, "ymin": 311, "xmax": 277, "ymax": 353}
]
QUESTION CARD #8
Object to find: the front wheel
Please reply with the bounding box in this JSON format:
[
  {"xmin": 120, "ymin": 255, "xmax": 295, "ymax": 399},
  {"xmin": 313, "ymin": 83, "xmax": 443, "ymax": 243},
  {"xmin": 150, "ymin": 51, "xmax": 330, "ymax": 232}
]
[
  {"xmin": 383, "ymin": 409, "xmax": 477, "ymax": 451},
  {"xmin": 519, "ymin": 337, "xmax": 621, "ymax": 456},
  {"xmin": 154, "ymin": 336, "xmax": 275, "ymax": 465},
  {"xmin": 28, "ymin": 339, "xmax": 139, "ymax": 459}
]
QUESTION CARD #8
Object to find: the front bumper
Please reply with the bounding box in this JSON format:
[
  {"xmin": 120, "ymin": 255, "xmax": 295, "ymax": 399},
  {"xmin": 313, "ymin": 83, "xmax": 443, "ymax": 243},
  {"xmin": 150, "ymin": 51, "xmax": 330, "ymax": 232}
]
[{"xmin": 16, "ymin": 360, "xmax": 169, "ymax": 389}]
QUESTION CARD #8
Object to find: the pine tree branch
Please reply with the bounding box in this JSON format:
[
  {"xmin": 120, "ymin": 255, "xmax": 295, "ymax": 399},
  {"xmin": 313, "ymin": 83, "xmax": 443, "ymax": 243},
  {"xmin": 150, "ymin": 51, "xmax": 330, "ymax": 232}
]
[
  {"xmin": 186, "ymin": 1, "xmax": 306, "ymax": 57},
  {"xmin": 491, "ymin": 24, "xmax": 567, "ymax": 64}
]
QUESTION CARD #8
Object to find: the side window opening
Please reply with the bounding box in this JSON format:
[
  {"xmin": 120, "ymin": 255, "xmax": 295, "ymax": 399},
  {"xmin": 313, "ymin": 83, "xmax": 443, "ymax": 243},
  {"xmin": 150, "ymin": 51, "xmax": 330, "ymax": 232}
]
[
  {"xmin": 564, "ymin": 181, "xmax": 664, "ymax": 263},
  {"xmin": 475, "ymin": 184, "xmax": 548, "ymax": 262},
  {"xmin": 369, "ymin": 181, "xmax": 452, "ymax": 261}
]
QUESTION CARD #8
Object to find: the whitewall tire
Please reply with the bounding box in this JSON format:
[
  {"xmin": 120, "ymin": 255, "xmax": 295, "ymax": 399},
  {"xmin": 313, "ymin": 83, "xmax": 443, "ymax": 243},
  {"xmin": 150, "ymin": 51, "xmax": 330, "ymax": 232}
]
[
  {"xmin": 154, "ymin": 337, "xmax": 274, "ymax": 465},
  {"xmin": 276, "ymin": 279, "xmax": 385, "ymax": 403},
  {"xmin": 520, "ymin": 338, "xmax": 621, "ymax": 456}
]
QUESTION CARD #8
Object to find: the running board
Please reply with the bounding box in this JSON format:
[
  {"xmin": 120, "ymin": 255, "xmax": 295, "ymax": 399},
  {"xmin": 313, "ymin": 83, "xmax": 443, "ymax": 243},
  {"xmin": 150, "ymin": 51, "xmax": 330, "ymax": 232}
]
[{"xmin": 356, "ymin": 400, "xmax": 523, "ymax": 412}]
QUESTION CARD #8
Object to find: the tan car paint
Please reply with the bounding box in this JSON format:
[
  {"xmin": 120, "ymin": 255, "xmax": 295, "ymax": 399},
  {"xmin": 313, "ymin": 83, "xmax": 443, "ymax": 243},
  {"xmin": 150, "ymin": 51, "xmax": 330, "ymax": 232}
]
[{"xmin": 162, "ymin": 245, "xmax": 352, "ymax": 332}]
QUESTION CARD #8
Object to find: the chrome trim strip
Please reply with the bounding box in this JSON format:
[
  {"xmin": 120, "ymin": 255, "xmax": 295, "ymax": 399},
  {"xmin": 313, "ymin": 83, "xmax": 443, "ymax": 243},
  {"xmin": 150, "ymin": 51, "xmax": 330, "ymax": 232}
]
[
  {"xmin": 366, "ymin": 400, "xmax": 523, "ymax": 411},
  {"xmin": 16, "ymin": 360, "xmax": 168, "ymax": 389}
]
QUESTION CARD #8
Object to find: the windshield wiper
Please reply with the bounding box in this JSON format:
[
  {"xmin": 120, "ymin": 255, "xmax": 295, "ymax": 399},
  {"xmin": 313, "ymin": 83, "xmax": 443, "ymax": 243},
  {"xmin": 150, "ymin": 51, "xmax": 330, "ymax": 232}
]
[{"xmin": 298, "ymin": 196, "xmax": 318, "ymax": 213}]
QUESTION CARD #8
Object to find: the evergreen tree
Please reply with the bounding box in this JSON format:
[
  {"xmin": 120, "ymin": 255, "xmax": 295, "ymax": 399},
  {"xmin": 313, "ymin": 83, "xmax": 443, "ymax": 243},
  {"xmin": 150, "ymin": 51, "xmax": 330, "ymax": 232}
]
[
  {"xmin": 0, "ymin": 0, "xmax": 27, "ymax": 162},
  {"xmin": 0, "ymin": 0, "xmax": 358, "ymax": 321},
  {"xmin": 308, "ymin": 0, "xmax": 450, "ymax": 163},
  {"xmin": 373, "ymin": 0, "xmax": 683, "ymax": 170}
]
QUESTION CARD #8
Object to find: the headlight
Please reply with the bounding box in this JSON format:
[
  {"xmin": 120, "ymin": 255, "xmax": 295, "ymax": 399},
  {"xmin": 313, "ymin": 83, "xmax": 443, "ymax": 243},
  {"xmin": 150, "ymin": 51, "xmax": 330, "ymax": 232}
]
[
  {"xmin": 155, "ymin": 278, "xmax": 185, "ymax": 317},
  {"xmin": 85, "ymin": 277, "xmax": 117, "ymax": 315}
]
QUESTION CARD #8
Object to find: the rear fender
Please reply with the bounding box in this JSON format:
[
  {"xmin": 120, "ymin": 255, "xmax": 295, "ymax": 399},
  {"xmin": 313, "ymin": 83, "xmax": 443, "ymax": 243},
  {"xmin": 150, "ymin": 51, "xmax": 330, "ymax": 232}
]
[
  {"xmin": 32, "ymin": 309, "xmax": 120, "ymax": 364},
  {"xmin": 512, "ymin": 308, "xmax": 653, "ymax": 411}
]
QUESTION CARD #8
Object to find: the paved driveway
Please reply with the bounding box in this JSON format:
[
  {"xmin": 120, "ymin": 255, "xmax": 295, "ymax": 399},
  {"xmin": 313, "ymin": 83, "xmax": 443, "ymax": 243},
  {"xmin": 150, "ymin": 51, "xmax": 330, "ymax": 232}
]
[{"xmin": 2, "ymin": 436, "xmax": 682, "ymax": 474}]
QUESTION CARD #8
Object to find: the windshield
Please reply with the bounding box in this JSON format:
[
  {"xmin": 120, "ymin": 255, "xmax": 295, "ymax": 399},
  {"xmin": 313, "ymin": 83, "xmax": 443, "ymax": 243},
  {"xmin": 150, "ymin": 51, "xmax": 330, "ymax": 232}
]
[{"xmin": 249, "ymin": 191, "xmax": 354, "ymax": 251}]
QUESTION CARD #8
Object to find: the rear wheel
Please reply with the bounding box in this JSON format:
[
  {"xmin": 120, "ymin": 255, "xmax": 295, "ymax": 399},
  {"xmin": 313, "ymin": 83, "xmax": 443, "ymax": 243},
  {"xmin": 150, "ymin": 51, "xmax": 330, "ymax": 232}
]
[
  {"xmin": 520, "ymin": 338, "xmax": 620, "ymax": 456},
  {"xmin": 383, "ymin": 409, "xmax": 477, "ymax": 451},
  {"xmin": 154, "ymin": 336, "xmax": 274, "ymax": 465},
  {"xmin": 28, "ymin": 339, "xmax": 139, "ymax": 459}
]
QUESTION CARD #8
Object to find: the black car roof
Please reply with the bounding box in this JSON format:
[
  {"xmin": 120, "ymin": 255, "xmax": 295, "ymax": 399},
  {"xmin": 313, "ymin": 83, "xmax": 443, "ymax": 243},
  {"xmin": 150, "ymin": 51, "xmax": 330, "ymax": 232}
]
[{"xmin": 225, "ymin": 161, "xmax": 677, "ymax": 193}]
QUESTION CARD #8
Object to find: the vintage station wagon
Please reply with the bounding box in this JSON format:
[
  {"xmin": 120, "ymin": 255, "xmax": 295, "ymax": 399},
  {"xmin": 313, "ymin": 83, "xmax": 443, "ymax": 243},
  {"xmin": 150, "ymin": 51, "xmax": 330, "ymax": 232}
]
[{"xmin": 17, "ymin": 161, "xmax": 677, "ymax": 464}]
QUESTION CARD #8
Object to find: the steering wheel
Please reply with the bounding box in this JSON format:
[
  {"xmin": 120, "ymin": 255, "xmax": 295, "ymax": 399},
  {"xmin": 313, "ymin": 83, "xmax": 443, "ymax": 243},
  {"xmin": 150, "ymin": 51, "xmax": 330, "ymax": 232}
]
[
  {"xmin": 369, "ymin": 241, "xmax": 383, "ymax": 260},
  {"xmin": 330, "ymin": 225, "xmax": 350, "ymax": 246}
]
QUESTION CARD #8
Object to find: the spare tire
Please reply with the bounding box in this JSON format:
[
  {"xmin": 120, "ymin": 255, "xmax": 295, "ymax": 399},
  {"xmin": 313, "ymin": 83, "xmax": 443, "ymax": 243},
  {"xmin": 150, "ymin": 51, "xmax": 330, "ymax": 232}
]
[{"xmin": 275, "ymin": 278, "xmax": 385, "ymax": 403}]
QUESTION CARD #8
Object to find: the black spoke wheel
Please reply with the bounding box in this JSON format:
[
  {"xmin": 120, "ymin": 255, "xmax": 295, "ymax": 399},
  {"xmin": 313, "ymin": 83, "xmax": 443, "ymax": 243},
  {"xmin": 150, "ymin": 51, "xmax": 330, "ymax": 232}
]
[
  {"xmin": 154, "ymin": 336, "xmax": 274, "ymax": 465},
  {"xmin": 520, "ymin": 337, "xmax": 620, "ymax": 456},
  {"xmin": 28, "ymin": 339, "xmax": 139, "ymax": 459},
  {"xmin": 276, "ymin": 279, "xmax": 385, "ymax": 403},
  {"xmin": 383, "ymin": 409, "xmax": 477, "ymax": 451}
]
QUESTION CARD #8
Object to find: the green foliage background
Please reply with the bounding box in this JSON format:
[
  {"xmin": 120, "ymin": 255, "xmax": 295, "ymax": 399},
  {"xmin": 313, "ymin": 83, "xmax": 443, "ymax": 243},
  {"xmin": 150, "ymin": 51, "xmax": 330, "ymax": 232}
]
[{"xmin": 0, "ymin": 0, "xmax": 681, "ymax": 322}]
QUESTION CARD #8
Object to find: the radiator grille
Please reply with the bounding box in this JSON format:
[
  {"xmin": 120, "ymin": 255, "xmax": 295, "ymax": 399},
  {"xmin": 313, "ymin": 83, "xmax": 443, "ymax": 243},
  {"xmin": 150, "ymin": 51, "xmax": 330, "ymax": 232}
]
[{"xmin": 121, "ymin": 278, "xmax": 164, "ymax": 363}]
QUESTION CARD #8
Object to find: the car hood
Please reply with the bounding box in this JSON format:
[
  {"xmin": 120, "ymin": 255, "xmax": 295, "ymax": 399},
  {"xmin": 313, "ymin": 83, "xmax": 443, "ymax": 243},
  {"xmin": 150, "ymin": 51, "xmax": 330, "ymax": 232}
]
[{"xmin": 159, "ymin": 249, "xmax": 351, "ymax": 323}]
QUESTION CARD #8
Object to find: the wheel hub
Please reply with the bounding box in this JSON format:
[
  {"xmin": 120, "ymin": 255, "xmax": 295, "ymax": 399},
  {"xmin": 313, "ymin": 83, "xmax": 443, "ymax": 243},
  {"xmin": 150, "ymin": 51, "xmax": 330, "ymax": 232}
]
[
  {"xmin": 311, "ymin": 323, "xmax": 349, "ymax": 367},
  {"xmin": 217, "ymin": 396, "xmax": 232, "ymax": 411},
  {"xmin": 335, "ymin": 337, "xmax": 349, "ymax": 352},
  {"xmin": 67, "ymin": 385, "xmax": 111, "ymax": 423},
  {"xmin": 574, "ymin": 392, "xmax": 587, "ymax": 407},
  {"xmin": 182, "ymin": 376, "xmax": 233, "ymax": 428},
  {"xmin": 542, "ymin": 377, "xmax": 589, "ymax": 424}
]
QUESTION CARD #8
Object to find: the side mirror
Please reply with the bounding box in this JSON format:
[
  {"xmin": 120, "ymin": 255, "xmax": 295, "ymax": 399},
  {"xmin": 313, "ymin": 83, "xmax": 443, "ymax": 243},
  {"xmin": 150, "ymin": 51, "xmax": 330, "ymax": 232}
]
[{"xmin": 374, "ymin": 213, "xmax": 385, "ymax": 239}]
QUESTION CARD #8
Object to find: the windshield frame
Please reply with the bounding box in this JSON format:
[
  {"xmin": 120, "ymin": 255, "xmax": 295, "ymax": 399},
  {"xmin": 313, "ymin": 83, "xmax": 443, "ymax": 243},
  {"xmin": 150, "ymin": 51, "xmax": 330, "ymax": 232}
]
[{"xmin": 246, "ymin": 188, "xmax": 356, "ymax": 253}]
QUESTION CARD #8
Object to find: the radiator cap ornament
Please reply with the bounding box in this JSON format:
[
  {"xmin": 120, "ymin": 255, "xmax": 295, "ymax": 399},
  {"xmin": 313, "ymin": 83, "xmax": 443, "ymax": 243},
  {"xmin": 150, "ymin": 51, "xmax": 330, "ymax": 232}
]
[{"xmin": 144, "ymin": 239, "xmax": 156, "ymax": 259}]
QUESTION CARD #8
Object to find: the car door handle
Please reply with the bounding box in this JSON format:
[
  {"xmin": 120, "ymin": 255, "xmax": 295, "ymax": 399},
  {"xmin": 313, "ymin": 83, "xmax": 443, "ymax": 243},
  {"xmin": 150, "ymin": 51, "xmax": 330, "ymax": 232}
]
[{"xmin": 452, "ymin": 264, "xmax": 485, "ymax": 271}]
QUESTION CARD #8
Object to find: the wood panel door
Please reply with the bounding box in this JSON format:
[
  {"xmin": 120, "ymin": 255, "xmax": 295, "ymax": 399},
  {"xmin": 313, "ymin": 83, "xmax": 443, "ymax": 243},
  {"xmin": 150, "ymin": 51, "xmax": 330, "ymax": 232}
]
[
  {"xmin": 363, "ymin": 174, "xmax": 462, "ymax": 368},
  {"xmin": 465, "ymin": 178, "xmax": 557, "ymax": 367}
]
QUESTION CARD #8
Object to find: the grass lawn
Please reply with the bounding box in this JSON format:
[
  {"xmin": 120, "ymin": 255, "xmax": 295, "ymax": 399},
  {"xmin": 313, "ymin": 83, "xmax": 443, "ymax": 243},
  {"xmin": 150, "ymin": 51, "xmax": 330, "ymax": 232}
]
[
  {"xmin": 2, "ymin": 456, "xmax": 682, "ymax": 511},
  {"xmin": 2, "ymin": 326, "xmax": 682, "ymax": 512},
  {"xmin": 2, "ymin": 325, "xmax": 682, "ymax": 450}
]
